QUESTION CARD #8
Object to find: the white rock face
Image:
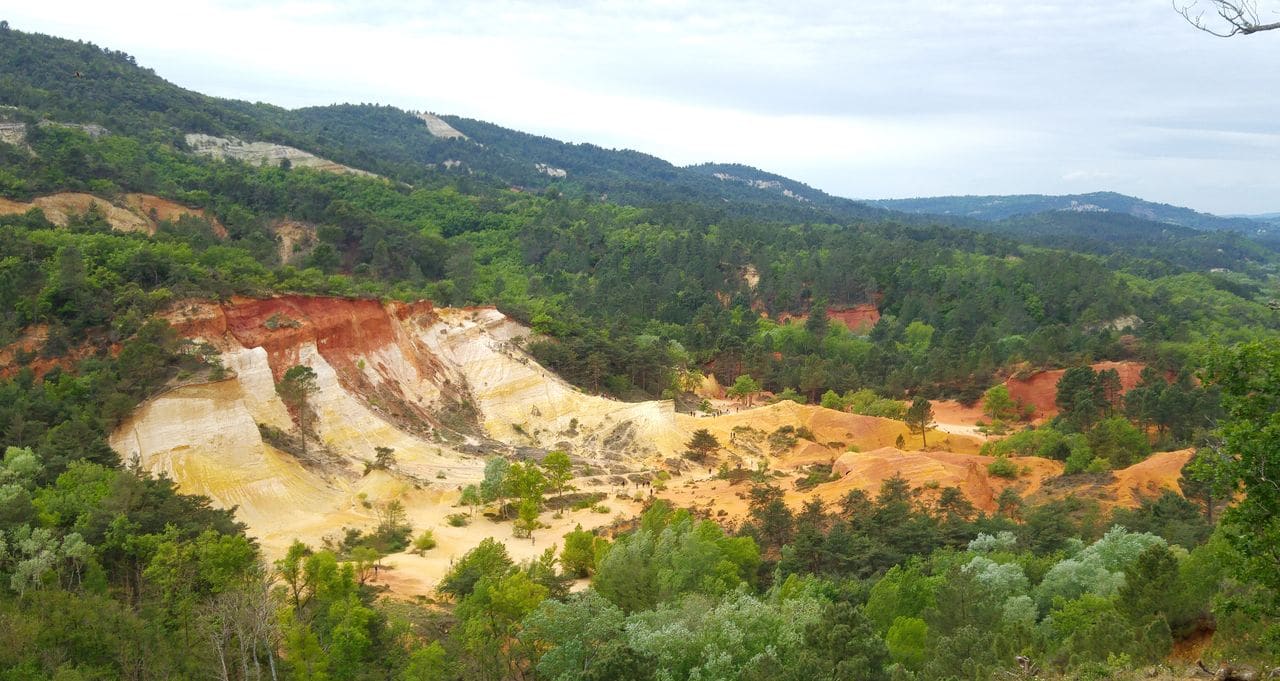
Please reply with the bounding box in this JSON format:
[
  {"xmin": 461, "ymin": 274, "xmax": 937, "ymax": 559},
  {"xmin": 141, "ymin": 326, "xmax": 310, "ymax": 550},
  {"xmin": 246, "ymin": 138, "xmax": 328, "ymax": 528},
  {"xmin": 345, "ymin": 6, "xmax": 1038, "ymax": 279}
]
[
  {"xmin": 36, "ymin": 120, "xmax": 109, "ymax": 139},
  {"xmin": 535, "ymin": 163, "xmax": 567, "ymax": 178},
  {"xmin": 185, "ymin": 133, "xmax": 379, "ymax": 177},
  {"xmin": 0, "ymin": 121, "xmax": 26, "ymax": 147},
  {"xmin": 418, "ymin": 112, "xmax": 468, "ymax": 139}
]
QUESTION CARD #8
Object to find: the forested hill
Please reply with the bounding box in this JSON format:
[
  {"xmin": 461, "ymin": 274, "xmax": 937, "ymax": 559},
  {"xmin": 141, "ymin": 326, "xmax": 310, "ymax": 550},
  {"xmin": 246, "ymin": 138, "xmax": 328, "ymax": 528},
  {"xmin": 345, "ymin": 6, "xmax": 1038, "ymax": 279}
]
[
  {"xmin": 0, "ymin": 26, "xmax": 890, "ymax": 222},
  {"xmin": 868, "ymin": 191, "xmax": 1274, "ymax": 236}
]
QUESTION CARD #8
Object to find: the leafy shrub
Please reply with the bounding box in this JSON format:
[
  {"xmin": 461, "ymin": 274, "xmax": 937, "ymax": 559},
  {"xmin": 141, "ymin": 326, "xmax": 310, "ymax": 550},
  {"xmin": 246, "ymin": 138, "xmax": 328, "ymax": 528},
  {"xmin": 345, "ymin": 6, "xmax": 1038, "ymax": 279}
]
[
  {"xmin": 987, "ymin": 455, "xmax": 1019, "ymax": 478},
  {"xmin": 412, "ymin": 530, "xmax": 437, "ymax": 554},
  {"xmin": 768, "ymin": 426, "xmax": 798, "ymax": 453}
]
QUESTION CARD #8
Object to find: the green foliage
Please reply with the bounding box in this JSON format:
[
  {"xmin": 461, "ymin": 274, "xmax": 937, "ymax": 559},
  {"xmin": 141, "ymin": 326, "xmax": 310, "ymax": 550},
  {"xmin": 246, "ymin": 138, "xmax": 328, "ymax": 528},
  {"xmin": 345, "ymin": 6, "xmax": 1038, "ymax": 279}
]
[
  {"xmin": 838, "ymin": 389, "xmax": 907, "ymax": 419},
  {"xmin": 727, "ymin": 374, "xmax": 762, "ymax": 404},
  {"xmin": 592, "ymin": 507, "xmax": 759, "ymax": 613},
  {"xmin": 624, "ymin": 591, "xmax": 825, "ymax": 680},
  {"xmin": 454, "ymin": 571, "xmax": 548, "ymax": 680},
  {"xmin": 3, "ymin": 27, "xmax": 1280, "ymax": 678},
  {"xmin": 986, "ymin": 455, "xmax": 1019, "ymax": 479},
  {"xmin": 399, "ymin": 641, "xmax": 450, "ymax": 681},
  {"xmin": 1036, "ymin": 526, "xmax": 1165, "ymax": 608},
  {"xmin": 885, "ymin": 616, "xmax": 927, "ymax": 669},
  {"xmin": 904, "ymin": 397, "xmax": 934, "ymax": 448},
  {"xmin": 520, "ymin": 589, "xmax": 629, "ymax": 680},
  {"xmin": 1204, "ymin": 339, "xmax": 1280, "ymax": 614},
  {"xmin": 1086, "ymin": 416, "xmax": 1149, "ymax": 469},
  {"xmin": 1110, "ymin": 491, "xmax": 1211, "ymax": 549},
  {"xmin": 982, "ymin": 384, "xmax": 1032, "ymax": 422},
  {"xmin": 439, "ymin": 538, "xmax": 515, "ymax": 600},
  {"xmin": 276, "ymin": 364, "xmax": 319, "ymax": 458},
  {"xmin": 540, "ymin": 450, "xmax": 574, "ymax": 499},
  {"xmin": 864, "ymin": 563, "xmax": 940, "ymax": 633},
  {"xmin": 684, "ymin": 429, "xmax": 720, "ymax": 463},
  {"xmin": 771, "ymin": 387, "xmax": 807, "ymax": 404},
  {"xmin": 411, "ymin": 530, "xmax": 437, "ymax": 554},
  {"xmin": 560, "ymin": 525, "xmax": 600, "ymax": 579}
]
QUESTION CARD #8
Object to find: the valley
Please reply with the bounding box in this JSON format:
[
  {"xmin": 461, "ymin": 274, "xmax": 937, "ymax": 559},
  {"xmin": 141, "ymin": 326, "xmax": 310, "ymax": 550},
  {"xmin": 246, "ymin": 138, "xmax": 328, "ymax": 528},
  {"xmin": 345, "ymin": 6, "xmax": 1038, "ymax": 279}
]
[{"xmin": 100, "ymin": 295, "xmax": 1194, "ymax": 597}]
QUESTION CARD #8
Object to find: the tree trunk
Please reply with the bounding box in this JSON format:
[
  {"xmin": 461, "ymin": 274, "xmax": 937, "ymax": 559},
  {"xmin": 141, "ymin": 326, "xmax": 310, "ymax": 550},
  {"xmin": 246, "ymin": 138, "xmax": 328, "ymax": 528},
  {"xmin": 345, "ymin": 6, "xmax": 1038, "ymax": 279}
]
[{"xmin": 299, "ymin": 400, "xmax": 307, "ymax": 459}]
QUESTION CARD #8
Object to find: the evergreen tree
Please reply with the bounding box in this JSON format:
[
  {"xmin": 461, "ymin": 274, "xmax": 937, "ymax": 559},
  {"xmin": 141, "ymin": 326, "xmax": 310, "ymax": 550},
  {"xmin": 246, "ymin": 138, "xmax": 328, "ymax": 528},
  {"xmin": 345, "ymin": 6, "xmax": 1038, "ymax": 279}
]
[{"xmin": 905, "ymin": 397, "xmax": 935, "ymax": 449}]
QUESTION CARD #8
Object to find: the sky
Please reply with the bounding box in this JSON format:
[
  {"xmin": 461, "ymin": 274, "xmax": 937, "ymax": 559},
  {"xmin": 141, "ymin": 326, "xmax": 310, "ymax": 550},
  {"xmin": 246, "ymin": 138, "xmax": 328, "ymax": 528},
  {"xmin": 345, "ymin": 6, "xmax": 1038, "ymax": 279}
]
[{"xmin": 5, "ymin": 0, "xmax": 1280, "ymax": 214}]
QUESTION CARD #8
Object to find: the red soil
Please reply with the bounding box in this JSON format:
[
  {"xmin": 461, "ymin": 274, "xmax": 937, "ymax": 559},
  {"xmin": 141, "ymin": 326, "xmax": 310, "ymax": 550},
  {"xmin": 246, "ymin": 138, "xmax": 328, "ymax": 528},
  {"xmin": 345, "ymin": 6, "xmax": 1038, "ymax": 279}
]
[
  {"xmin": 774, "ymin": 303, "xmax": 880, "ymax": 333},
  {"xmin": 1005, "ymin": 360, "xmax": 1147, "ymax": 419},
  {"xmin": 827, "ymin": 304, "xmax": 881, "ymax": 332},
  {"xmin": 0, "ymin": 324, "xmax": 118, "ymax": 380},
  {"xmin": 216, "ymin": 295, "xmax": 436, "ymax": 381}
]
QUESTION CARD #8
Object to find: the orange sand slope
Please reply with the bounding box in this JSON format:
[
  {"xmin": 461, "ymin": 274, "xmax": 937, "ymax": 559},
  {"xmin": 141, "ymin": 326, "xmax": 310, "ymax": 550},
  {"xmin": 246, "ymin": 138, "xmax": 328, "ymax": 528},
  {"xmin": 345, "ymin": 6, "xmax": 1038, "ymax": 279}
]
[{"xmin": 1005, "ymin": 360, "xmax": 1147, "ymax": 419}]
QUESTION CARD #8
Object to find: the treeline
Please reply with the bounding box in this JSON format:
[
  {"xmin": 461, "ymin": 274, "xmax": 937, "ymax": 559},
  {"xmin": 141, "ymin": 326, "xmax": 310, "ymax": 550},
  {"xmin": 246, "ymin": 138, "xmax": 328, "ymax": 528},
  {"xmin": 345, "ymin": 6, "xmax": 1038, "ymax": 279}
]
[{"xmin": 367, "ymin": 474, "xmax": 1266, "ymax": 681}]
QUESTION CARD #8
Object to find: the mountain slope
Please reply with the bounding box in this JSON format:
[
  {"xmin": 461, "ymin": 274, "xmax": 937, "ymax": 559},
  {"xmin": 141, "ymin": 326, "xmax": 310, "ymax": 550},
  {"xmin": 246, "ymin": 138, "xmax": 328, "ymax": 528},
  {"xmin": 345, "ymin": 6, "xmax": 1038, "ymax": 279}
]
[
  {"xmin": 975, "ymin": 211, "xmax": 1277, "ymax": 272},
  {"xmin": 0, "ymin": 27, "xmax": 888, "ymax": 223},
  {"xmin": 868, "ymin": 191, "xmax": 1270, "ymax": 234}
]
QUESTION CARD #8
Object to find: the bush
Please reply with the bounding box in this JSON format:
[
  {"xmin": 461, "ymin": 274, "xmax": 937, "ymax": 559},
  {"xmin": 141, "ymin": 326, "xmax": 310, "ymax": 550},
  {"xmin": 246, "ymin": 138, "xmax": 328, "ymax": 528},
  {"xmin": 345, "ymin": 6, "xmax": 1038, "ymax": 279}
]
[
  {"xmin": 768, "ymin": 426, "xmax": 798, "ymax": 453},
  {"xmin": 987, "ymin": 455, "xmax": 1019, "ymax": 479},
  {"xmin": 844, "ymin": 388, "xmax": 908, "ymax": 420},
  {"xmin": 771, "ymin": 387, "xmax": 807, "ymax": 404},
  {"xmin": 446, "ymin": 513, "xmax": 470, "ymax": 527},
  {"xmin": 412, "ymin": 530, "xmax": 437, "ymax": 554},
  {"xmin": 983, "ymin": 425, "xmax": 1091, "ymax": 463},
  {"xmin": 982, "ymin": 384, "xmax": 1033, "ymax": 422},
  {"xmin": 1086, "ymin": 417, "xmax": 1150, "ymax": 469}
]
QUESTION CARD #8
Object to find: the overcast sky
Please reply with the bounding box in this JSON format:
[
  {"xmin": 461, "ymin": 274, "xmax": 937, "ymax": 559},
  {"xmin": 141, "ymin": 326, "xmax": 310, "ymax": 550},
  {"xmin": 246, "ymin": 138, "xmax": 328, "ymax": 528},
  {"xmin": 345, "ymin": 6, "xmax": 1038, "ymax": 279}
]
[{"xmin": 6, "ymin": 1, "xmax": 1280, "ymax": 213}]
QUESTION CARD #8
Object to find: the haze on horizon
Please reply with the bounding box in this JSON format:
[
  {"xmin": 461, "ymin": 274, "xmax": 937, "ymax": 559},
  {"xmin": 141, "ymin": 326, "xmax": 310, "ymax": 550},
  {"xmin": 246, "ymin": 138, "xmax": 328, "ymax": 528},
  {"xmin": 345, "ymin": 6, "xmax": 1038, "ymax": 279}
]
[{"xmin": 5, "ymin": 0, "xmax": 1279, "ymax": 215}]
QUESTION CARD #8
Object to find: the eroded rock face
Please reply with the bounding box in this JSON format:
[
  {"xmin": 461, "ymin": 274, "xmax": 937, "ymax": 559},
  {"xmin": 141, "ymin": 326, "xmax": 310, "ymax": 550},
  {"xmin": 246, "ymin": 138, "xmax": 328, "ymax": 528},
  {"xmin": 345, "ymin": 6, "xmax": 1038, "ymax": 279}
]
[
  {"xmin": 112, "ymin": 297, "xmax": 677, "ymax": 552},
  {"xmin": 0, "ymin": 121, "xmax": 26, "ymax": 147},
  {"xmin": 184, "ymin": 133, "xmax": 379, "ymax": 177},
  {"xmin": 105, "ymin": 295, "xmax": 1189, "ymax": 581}
]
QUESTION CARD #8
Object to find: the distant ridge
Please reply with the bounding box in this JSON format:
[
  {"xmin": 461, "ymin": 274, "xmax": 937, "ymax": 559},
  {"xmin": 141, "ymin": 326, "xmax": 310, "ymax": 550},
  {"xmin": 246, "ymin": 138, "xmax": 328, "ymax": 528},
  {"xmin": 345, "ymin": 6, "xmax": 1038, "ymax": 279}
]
[{"xmin": 867, "ymin": 191, "xmax": 1267, "ymax": 234}]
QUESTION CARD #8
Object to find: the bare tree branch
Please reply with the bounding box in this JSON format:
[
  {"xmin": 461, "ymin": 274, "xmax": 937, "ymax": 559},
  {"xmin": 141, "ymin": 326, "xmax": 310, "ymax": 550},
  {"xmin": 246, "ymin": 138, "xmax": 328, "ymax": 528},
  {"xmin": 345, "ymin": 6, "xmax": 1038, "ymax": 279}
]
[{"xmin": 1176, "ymin": 0, "xmax": 1280, "ymax": 36}]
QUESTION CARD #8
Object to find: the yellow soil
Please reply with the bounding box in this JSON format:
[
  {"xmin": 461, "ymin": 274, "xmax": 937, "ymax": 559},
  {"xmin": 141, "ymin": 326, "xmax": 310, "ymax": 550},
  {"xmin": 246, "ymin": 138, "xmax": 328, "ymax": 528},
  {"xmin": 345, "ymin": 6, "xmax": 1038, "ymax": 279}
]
[
  {"xmin": 0, "ymin": 192, "xmax": 224, "ymax": 237},
  {"xmin": 1110, "ymin": 449, "xmax": 1195, "ymax": 507}
]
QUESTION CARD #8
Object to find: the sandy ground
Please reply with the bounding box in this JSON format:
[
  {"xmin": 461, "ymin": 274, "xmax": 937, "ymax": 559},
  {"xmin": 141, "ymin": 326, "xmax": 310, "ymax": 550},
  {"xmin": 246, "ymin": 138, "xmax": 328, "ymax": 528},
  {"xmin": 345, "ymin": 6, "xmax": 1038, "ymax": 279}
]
[
  {"xmin": 372, "ymin": 485, "xmax": 645, "ymax": 597},
  {"xmin": 930, "ymin": 399, "xmax": 989, "ymax": 438}
]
